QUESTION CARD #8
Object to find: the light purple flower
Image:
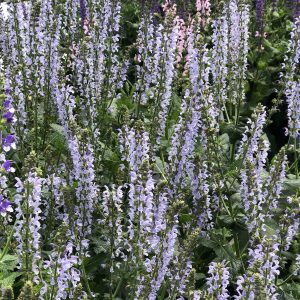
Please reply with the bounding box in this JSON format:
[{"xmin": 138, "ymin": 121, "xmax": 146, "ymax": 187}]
[
  {"xmin": 284, "ymin": 18, "xmax": 300, "ymax": 138},
  {"xmin": 207, "ymin": 261, "xmax": 230, "ymax": 299},
  {"xmin": 149, "ymin": 221, "xmax": 178, "ymax": 299},
  {"xmin": 227, "ymin": 1, "xmax": 250, "ymax": 105},
  {"xmin": 235, "ymin": 236, "xmax": 280, "ymax": 299},
  {"xmin": 14, "ymin": 172, "xmax": 44, "ymax": 284},
  {"xmin": 211, "ymin": 13, "xmax": 228, "ymax": 109}
]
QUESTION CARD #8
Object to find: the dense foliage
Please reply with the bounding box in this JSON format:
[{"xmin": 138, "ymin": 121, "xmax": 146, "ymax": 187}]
[{"xmin": 0, "ymin": 0, "xmax": 300, "ymax": 299}]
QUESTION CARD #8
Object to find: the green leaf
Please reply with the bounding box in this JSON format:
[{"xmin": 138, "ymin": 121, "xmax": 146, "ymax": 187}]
[
  {"xmin": 0, "ymin": 254, "xmax": 17, "ymax": 264},
  {"xmin": 0, "ymin": 272, "xmax": 22, "ymax": 288},
  {"xmin": 213, "ymin": 244, "xmax": 235, "ymax": 261},
  {"xmin": 263, "ymin": 39, "xmax": 280, "ymax": 54},
  {"xmin": 194, "ymin": 273, "xmax": 206, "ymax": 281},
  {"xmin": 0, "ymin": 254, "xmax": 17, "ymax": 272},
  {"xmin": 283, "ymin": 178, "xmax": 300, "ymax": 194},
  {"xmin": 180, "ymin": 213, "xmax": 193, "ymax": 223},
  {"xmin": 218, "ymin": 133, "xmax": 230, "ymax": 152},
  {"xmin": 154, "ymin": 157, "xmax": 165, "ymax": 176},
  {"xmin": 218, "ymin": 215, "xmax": 235, "ymax": 225},
  {"xmin": 50, "ymin": 123, "xmax": 65, "ymax": 136},
  {"xmin": 198, "ymin": 236, "xmax": 218, "ymax": 249}
]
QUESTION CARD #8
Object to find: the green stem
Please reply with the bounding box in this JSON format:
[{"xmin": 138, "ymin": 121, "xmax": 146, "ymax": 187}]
[
  {"xmin": 112, "ymin": 262, "xmax": 127, "ymax": 298},
  {"xmin": 25, "ymin": 181, "xmax": 31, "ymax": 281},
  {"xmin": 294, "ymin": 138, "xmax": 298, "ymax": 178},
  {"xmin": 233, "ymin": 233, "xmax": 246, "ymax": 273},
  {"xmin": 42, "ymin": 38, "xmax": 53, "ymax": 149},
  {"xmin": 81, "ymin": 261, "xmax": 93, "ymax": 297},
  {"xmin": 234, "ymin": 96, "xmax": 242, "ymax": 126},
  {"xmin": 224, "ymin": 104, "xmax": 231, "ymax": 123},
  {"xmin": 49, "ymin": 245, "xmax": 62, "ymax": 300},
  {"xmin": 0, "ymin": 223, "xmax": 15, "ymax": 262},
  {"xmin": 158, "ymin": 283, "xmax": 167, "ymax": 300},
  {"xmin": 109, "ymin": 191, "xmax": 115, "ymax": 300},
  {"xmin": 287, "ymin": 154, "xmax": 300, "ymax": 173},
  {"xmin": 277, "ymin": 273, "xmax": 295, "ymax": 287}
]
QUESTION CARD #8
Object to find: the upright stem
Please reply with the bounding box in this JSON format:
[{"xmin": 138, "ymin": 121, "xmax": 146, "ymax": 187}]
[
  {"xmin": 0, "ymin": 223, "xmax": 15, "ymax": 262},
  {"xmin": 109, "ymin": 191, "xmax": 115, "ymax": 300},
  {"xmin": 81, "ymin": 262, "xmax": 93, "ymax": 297},
  {"xmin": 35, "ymin": 91, "xmax": 38, "ymax": 152},
  {"xmin": 294, "ymin": 137, "xmax": 298, "ymax": 178},
  {"xmin": 49, "ymin": 246, "xmax": 62, "ymax": 300},
  {"xmin": 25, "ymin": 181, "xmax": 31, "ymax": 281}
]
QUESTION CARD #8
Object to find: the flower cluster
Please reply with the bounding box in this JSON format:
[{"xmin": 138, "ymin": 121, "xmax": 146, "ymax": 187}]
[
  {"xmin": 207, "ymin": 261, "xmax": 230, "ymax": 299},
  {"xmin": 256, "ymin": 0, "xmax": 264, "ymax": 32},
  {"xmin": 284, "ymin": 17, "xmax": 300, "ymax": 138},
  {"xmin": 235, "ymin": 236, "xmax": 280, "ymax": 299},
  {"xmin": 14, "ymin": 172, "xmax": 44, "ymax": 283},
  {"xmin": 0, "ymin": 77, "xmax": 16, "ymax": 217}
]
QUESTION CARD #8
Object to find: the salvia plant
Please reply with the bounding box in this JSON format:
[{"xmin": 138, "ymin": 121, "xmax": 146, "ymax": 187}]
[{"xmin": 0, "ymin": 0, "xmax": 299, "ymax": 299}]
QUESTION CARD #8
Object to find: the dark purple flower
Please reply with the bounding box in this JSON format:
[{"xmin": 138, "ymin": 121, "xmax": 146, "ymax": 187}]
[
  {"xmin": 0, "ymin": 195, "xmax": 12, "ymax": 215},
  {"xmin": 295, "ymin": 0, "xmax": 300, "ymax": 19},
  {"xmin": 3, "ymin": 100, "xmax": 11, "ymax": 108},
  {"xmin": 151, "ymin": 1, "xmax": 162, "ymax": 15},
  {"xmin": 2, "ymin": 134, "xmax": 15, "ymax": 152},
  {"xmin": 256, "ymin": 0, "xmax": 264, "ymax": 32},
  {"xmin": 3, "ymin": 111, "xmax": 13, "ymax": 123},
  {"xmin": 79, "ymin": 0, "xmax": 87, "ymax": 25},
  {"xmin": 79, "ymin": 0, "xmax": 90, "ymax": 34},
  {"xmin": 3, "ymin": 134, "xmax": 14, "ymax": 145},
  {"xmin": 2, "ymin": 160, "xmax": 13, "ymax": 172},
  {"xmin": 1, "ymin": 200, "xmax": 10, "ymax": 210}
]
